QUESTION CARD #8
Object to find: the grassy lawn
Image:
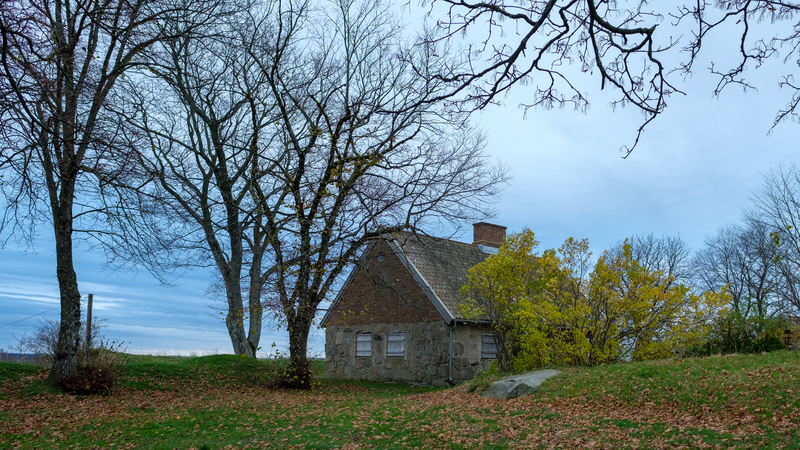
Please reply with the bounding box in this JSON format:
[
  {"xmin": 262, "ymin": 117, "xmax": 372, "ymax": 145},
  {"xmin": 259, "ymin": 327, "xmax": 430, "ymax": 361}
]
[{"xmin": 1, "ymin": 351, "xmax": 799, "ymax": 449}]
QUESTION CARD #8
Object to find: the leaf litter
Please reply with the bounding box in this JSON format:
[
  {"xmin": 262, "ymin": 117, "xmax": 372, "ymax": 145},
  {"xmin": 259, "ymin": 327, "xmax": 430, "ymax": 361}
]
[{"xmin": 2, "ymin": 353, "xmax": 799, "ymax": 449}]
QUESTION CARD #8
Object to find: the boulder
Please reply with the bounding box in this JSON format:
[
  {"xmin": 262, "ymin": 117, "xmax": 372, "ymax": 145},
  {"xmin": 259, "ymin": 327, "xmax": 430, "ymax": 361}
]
[{"xmin": 480, "ymin": 369, "xmax": 561, "ymax": 399}]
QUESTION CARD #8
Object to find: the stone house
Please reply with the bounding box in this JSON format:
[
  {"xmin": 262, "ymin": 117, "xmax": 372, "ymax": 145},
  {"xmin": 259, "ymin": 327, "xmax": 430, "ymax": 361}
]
[{"xmin": 321, "ymin": 222, "xmax": 506, "ymax": 386}]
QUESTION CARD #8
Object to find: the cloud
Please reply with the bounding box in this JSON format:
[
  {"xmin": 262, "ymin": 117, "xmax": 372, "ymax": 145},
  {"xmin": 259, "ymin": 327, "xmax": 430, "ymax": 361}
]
[
  {"xmin": 1, "ymin": 1, "xmax": 797, "ymax": 358},
  {"xmin": 0, "ymin": 292, "xmax": 59, "ymax": 306}
]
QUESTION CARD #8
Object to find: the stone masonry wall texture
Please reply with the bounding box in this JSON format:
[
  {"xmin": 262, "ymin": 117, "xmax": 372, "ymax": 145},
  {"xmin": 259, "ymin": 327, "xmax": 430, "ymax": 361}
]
[
  {"xmin": 324, "ymin": 322, "xmax": 492, "ymax": 386},
  {"xmin": 323, "ymin": 231, "xmax": 505, "ymax": 385}
]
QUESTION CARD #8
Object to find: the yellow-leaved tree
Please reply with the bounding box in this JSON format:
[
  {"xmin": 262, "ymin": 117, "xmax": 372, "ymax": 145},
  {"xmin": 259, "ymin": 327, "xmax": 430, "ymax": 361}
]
[
  {"xmin": 461, "ymin": 231, "xmax": 728, "ymax": 372},
  {"xmin": 586, "ymin": 242, "xmax": 727, "ymax": 364},
  {"xmin": 458, "ymin": 230, "xmax": 553, "ymax": 371}
]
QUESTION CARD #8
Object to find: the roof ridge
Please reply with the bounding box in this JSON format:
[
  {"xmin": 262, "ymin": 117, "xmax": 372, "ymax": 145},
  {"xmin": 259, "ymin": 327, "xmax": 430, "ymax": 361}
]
[{"xmin": 392, "ymin": 230, "xmax": 477, "ymax": 248}]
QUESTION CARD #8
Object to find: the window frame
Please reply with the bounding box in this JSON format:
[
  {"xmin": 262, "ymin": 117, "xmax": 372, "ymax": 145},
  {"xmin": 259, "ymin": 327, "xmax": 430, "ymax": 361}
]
[
  {"xmin": 481, "ymin": 333, "xmax": 498, "ymax": 359},
  {"xmin": 386, "ymin": 332, "xmax": 405, "ymax": 357},
  {"xmin": 356, "ymin": 332, "xmax": 372, "ymax": 357}
]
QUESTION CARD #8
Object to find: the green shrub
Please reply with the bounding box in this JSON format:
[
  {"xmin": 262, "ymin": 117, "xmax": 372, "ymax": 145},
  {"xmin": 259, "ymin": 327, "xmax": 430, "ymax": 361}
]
[
  {"xmin": 252, "ymin": 359, "xmax": 289, "ymax": 389},
  {"xmin": 687, "ymin": 310, "xmax": 790, "ymax": 356}
]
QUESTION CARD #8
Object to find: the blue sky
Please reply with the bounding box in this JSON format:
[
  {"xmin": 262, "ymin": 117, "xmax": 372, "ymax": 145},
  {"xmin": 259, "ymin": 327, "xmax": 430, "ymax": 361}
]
[{"xmin": 1, "ymin": 1, "xmax": 798, "ymax": 357}]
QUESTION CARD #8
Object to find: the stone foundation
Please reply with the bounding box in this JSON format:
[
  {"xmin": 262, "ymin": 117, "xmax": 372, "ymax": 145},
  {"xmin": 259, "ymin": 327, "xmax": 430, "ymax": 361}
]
[{"xmin": 324, "ymin": 321, "xmax": 493, "ymax": 386}]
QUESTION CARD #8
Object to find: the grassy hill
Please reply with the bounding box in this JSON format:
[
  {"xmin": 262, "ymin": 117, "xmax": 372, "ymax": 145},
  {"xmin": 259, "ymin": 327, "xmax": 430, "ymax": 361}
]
[{"xmin": 1, "ymin": 351, "xmax": 798, "ymax": 449}]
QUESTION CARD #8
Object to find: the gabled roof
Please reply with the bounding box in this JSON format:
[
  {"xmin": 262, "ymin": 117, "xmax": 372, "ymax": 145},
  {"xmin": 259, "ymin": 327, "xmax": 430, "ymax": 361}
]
[{"xmin": 321, "ymin": 232, "xmax": 494, "ymax": 326}]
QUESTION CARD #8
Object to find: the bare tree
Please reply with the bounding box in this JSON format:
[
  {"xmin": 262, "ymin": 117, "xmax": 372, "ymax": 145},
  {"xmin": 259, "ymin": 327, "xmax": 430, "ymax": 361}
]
[
  {"xmin": 246, "ymin": 0, "xmax": 509, "ymax": 388},
  {"xmin": 106, "ymin": 0, "xmax": 506, "ymax": 378},
  {"xmin": 0, "ymin": 0, "xmax": 221, "ymax": 385},
  {"xmin": 106, "ymin": 1, "xmax": 289, "ymax": 357},
  {"xmin": 674, "ymin": 1, "xmax": 800, "ymax": 129},
  {"xmin": 420, "ymin": 1, "xmax": 800, "ymax": 152},
  {"xmin": 415, "ymin": 0, "xmax": 681, "ymax": 156},
  {"xmin": 610, "ymin": 233, "xmax": 693, "ymax": 288},
  {"xmin": 746, "ymin": 164, "xmax": 800, "ymax": 316},
  {"xmin": 774, "ymin": 256, "xmax": 800, "ymax": 318},
  {"xmin": 693, "ymin": 220, "xmax": 780, "ymax": 317}
]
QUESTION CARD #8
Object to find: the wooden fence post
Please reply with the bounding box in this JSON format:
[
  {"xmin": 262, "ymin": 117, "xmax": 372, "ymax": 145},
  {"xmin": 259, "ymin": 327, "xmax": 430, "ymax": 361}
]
[{"xmin": 85, "ymin": 293, "xmax": 93, "ymax": 362}]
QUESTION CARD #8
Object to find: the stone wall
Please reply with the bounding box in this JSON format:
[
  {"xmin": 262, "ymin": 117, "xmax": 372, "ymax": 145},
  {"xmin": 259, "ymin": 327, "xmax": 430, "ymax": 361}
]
[
  {"xmin": 324, "ymin": 321, "xmax": 493, "ymax": 386},
  {"xmin": 450, "ymin": 323, "xmax": 494, "ymax": 380}
]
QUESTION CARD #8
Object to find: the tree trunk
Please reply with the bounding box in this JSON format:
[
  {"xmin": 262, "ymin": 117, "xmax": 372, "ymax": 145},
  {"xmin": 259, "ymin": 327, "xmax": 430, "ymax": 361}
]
[
  {"xmin": 224, "ymin": 279, "xmax": 254, "ymax": 357},
  {"xmin": 48, "ymin": 196, "xmax": 82, "ymax": 386},
  {"xmin": 285, "ymin": 312, "xmax": 313, "ymax": 389},
  {"xmin": 246, "ymin": 261, "xmax": 263, "ymax": 357}
]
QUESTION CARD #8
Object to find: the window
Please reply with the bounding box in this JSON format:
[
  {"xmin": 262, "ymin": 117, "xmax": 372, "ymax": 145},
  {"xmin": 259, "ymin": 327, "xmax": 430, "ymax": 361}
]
[
  {"xmin": 356, "ymin": 333, "xmax": 372, "ymax": 357},
  {"xmin": 481, "ymin": 333, "xmax": 498, "ymax": 359},
  {"xmin": 387, "ymin": 332, "xmax": 405, "ymax": 357}
]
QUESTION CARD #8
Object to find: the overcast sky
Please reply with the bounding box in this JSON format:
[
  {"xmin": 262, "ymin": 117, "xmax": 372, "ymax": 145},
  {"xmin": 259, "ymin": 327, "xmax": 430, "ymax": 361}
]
[{"xmin": 2, "ymin": 2, "xmax": 798, "ymax": 357}]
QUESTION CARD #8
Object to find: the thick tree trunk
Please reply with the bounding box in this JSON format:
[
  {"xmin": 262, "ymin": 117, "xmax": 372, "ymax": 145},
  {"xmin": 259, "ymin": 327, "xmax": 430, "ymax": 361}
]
[
  {"xmin": 224, "ymin": 279, "xmax": 254, "ymax": 357},
  {"xmin": 285, "ymin": 312, "xmax": 313, "ymax": 389},
  {"xmin": 190, "ymin": 221, "xmax": 255, "ymax": 357},
  {"xmin": 246, "ymin": 262, "xmax": 263, "ymax": 357},
  {"xmin": 48, "ymin": 196, "xmax": 82, "ymax": 386},
  {"xmin": 226, "ymin": 318, "xmax": 253, "ymax": 357}
]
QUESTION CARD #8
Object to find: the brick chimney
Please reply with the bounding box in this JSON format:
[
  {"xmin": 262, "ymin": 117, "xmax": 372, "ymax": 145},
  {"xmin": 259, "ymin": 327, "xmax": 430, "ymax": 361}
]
[{"xmin": 472, "ymin": 222, "xmax": 506, "ymax": 248}]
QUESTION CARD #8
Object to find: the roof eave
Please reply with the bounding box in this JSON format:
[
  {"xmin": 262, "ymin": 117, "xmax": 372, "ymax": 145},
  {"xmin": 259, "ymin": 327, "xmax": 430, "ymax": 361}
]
[{"xmin": 453, "ymin": 318, "xmax": 492, "ymax": 326}]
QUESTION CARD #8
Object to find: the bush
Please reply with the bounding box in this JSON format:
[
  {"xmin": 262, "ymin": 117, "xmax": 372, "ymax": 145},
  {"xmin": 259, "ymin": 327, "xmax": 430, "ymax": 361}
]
[
  {"xmin": 61, "ymin": 340, "xmax": 128, "ymax": 395},
  {"xmin": 61, "ymin": 365, "xmax": 117, "ymax": 395},
  {"xmin": 249, "ymin": 359, "xmax": 289, "ymax": 389},
  {"xmin": 18, "ymin": 316, "xmax": 128, "ymax": 394},
  {"xmin": 19, "ymin": 317, "xmax": 108, "ymax": 365},
  {"xmin": 460, "ymin": 231, "xmax": 726, "ymax": 372},
  {"xmin": 687, "ymin": 310, "xmax": 791, "ymax": 357}
]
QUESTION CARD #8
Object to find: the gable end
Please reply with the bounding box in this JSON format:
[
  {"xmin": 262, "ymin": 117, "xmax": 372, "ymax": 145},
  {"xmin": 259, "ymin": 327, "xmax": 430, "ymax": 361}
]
[{"xmin": 323, "ymin": 239, "xmax": 446, "ymax": 326}]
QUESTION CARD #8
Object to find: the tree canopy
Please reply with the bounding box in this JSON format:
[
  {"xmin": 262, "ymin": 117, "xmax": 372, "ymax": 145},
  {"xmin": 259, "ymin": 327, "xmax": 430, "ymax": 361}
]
[{"xmin": 461, "ymin": 230, "xmax": 727, "ymax": 372}]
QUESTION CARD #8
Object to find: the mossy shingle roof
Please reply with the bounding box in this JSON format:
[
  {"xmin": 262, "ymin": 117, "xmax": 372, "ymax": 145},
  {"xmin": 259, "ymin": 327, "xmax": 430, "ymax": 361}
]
[
  {"xmin": 322, "ymin": 231, "xmax": 495, "ymax": 326},
  {"xmin": 385, "ymin": 232, "xmax": 492, "ymax": 322}
]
